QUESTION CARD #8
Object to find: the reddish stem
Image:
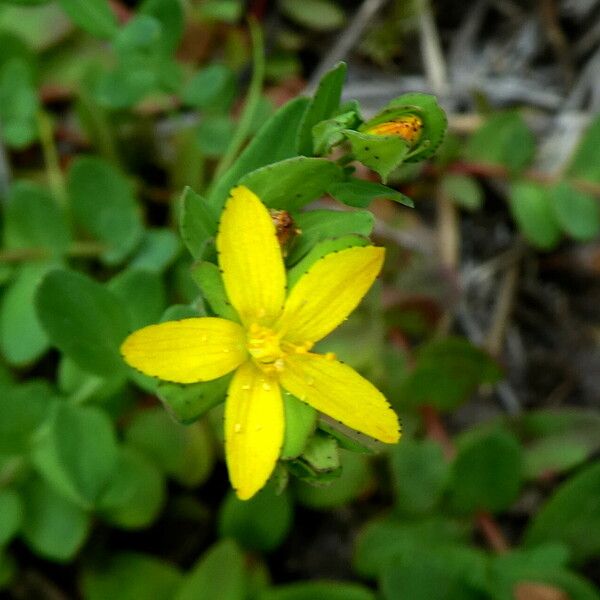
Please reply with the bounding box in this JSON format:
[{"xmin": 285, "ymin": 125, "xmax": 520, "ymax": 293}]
[{"xmin": 475, "ymin": 511, "xmax": 510, "ymax": 553}]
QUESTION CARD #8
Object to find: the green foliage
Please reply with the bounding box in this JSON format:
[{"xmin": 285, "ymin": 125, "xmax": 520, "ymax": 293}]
[
  {"xmin": 1, "ymin": 263, "xmax": 52, "ymax": 365},
  {"xmin": 32, "ymin": 402, "xmax": 119, "ymax": 508},
  {"xmin": 0, "ymin": 5, "xmax": 597, "ymax": 597},
  {"xmin": 125, "ymin": 407, "xmax": 215, "ymax": 487},
  {"xmin": 57, "ymin": 0, "xmax": 117, "ymax": 39},
  {"xmin": 207, "ymin": 97, "xmax": 310, "ymax": 211},
  {"xmin": 21, "ymin": 476, "xmax": 91, "ymax": 561},
  {"xmin": 294, "ymin": 451, "xmax": 373, "ymax": 509},
  {"xmin": 259, "ymin": 582, "xmax": 376, "ymax": 600},
  {"xmin": 296, "ymin": 62, "xmax": 346, "ymax": 155},
  {"xmin": 328, "ymin": 178, "xmax": 414, "ymax": 208},
  {"xmin": 441, "ymin": 174, "xmax": 483, "ymax": 211},
  {"xmin": 449, "ymin": 428, "xmax": 524, "ymax": 514},
  {"xmin": 0, "ymin": 489, "xmax": 23, "ymax": 546},
  {"xmin": 98, "ymin": 446, "xmax": 165, "ymax": 528},
  {"xmin": 287, "ymin": 208, "xmax": 374, "ymax": 263},
  {"xmin": 509, "ymin": 181, "xmax": 561, "ymax": 249},
  {"xmin": 397, "ymin": 337, "xmax": 503, "ymax": 411},
  {"xmin": 239, "ymin": 157, "xmax": 344, "ymax": 211},
  {"xmin": 465, "ymin": 112, "xmax": 535, "ymax": 172},
  {"xmin": 280, "ymin": 0, "xmax": 345, "ymax": 32},
  {"xmin": 4, "ymin": 181, "xmax": 71, "ymax": 255},
  {"xmin": 0, "ymin": 57, "xmax": 38, "ymax": 147},
  {"xmin": 175, "ymin": 539, "xmax": 246, "ymax": 600},
  {"xmin": 218, "ymin": 485, "xmax": 293, "ymax": 552},
  {"xmin": 549, "ymin": 181, "xmax": 600, "ymax": 241},
  {"xmin": 389, "ymin": 438, "xmax": 449, "ymax": 515},
  {"xmin": 524, "ymin": 461, "xmax": 600, "ymax": 564},
  {"xmin": 81, "ymin": 553, "xmax": 184, "ymax": 600},
  {"xmin": 68, "ymin": 157, "xmax": 144, "ymax": 264},
  {"xmin": 36, "ymin": 269, "xmax": 130, "ymax": 376}
]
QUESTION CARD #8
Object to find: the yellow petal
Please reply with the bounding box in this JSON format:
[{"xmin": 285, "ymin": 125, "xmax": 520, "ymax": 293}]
[
  {"xmin": 217, "ymin": 186, "xmax": 286, "ymax": 326},
  {"xmin": 276, "ymin": 246, "xmax": 384, "ymax": 344},
  {"xmin": 280, "ymin": 353, "xmax": 400, "ymax": 444},
  {"xmin": 121, "ymin": 318, "xmax": 246, "ymax": 384},
  {"xmin": 225, "ymin": 361, "xmax": 284, "ymax": 500}
]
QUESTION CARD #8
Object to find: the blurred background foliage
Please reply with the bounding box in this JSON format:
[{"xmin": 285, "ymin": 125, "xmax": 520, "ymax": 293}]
[{"xmin": 0, "ymin": 0, "xmax": 600, "ymax": 599}]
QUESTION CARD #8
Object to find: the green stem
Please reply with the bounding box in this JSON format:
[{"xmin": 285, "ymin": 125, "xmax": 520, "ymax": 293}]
[
  {"xmin": 213, "ymin": 17, "xmax": 265, "ymax": 180},
  {"xmin": 37, "ymin": 110, "xmax": 68, "ymax": 208}
]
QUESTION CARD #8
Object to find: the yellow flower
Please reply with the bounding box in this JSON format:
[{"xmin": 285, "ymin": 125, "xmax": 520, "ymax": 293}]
[{"xmin": 121, "ymin": 186, "xmax": 400, "ymax": 499}]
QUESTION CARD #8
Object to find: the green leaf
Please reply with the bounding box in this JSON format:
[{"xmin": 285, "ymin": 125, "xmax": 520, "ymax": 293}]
[
  {"xmin": 125, "ymin": 407, "xmax": 215, "ymax": 487},
  {"xmin": 21, "ymin": 476, "xmax": 90, "ymax": 562},
  {"xmin": 99, "ymin": 445, "xmax": 165, "ymax": 529},
  {"xmin": 0, "ymin": 489, "xmax": 23, "ymax": 546},
  {"xmin": 0, "ymin": 380, "xmax": 54, "ymax": 455},
  {"xmin": 487, "ymin": 545, "xmax": 600, "ymax": 600},
  {"xmin": 207, "ymin": 96, "xmax": 310, "ymax": 212},
  {"xmin": 114, "ymin": 14, "xmax": 161, "ymax": 54},
  {"xmin": 449, "ymin": 428, "xmax": 523, "ymax": 514},
  {"xmin": 379, "ymin": 543, "xmax": 487, "ymax": 600},
  {"xmin": 219, "ymin": 485, "xmax": 293, "ymax": 552},
  {"xmin": 258, "ymin": 582, "xmax": 376, "ymax": 600},
  {"xmin": 312, "ymin": 108, "xmax": 361, "ymax": 156},
  {"xmin": 36, "ymin": 269, "xmax": 130, "ymax": 377},
  {"xmin": 181, "ymin": 64, "xmax": 236, "ymax": 110},
  {"xmin": 286, "ymin": 234, "xmax": 369, "ymax": 288},
  {"xmin": 327, "ymin": 178, "xmax": 414, "ymax": 208},
  {"xmin": 4, "ymin": 180, "xmax": 71, "ymax": 255},
  {"xmin": 94, "ymin": 63, "xmax": 156, "ymax": 109},
  {"xmin": 390, "ymin": 439, "xmax": 450, "ymax": 515},
  {"xmin": 465, "ymin": 112, "xmax": 535, "ymax": 173},
  {"xmin": 81, "ymin": 552, "xmax": 183, "ymax": 600},
  {"xmin": 296, "ymin": 62, "xmax": 346, "ymax": 155},
  {"xmin": 109, "ymin": 269, "xmax": 166, "ymax": 330},
  {"xmin": 175, "ymin": 539, "xmax": 246, "ymax": 600},
  {"xmin": 549, "ymin": 180, "xmax": 600, "ymax": 241},
  {"xmin": 32, "ymin": 402, "xmax": 119, "ymax": 508},
  {"xmin": 0, "ymin": 3, "xmax": 72, "ymax": 51},
  {"xmin": 0, "ymin": 57, "xmax": 38, "ymax": 147},
  {"xmin": 509, "ymin": 409, "xmax": 600, "ymax": 479},
  {"xmin": 196, "ymin": 0, "xmax": 243, "ymax": 23},
  {"xmin": 287, "ymin": 432, "xmax": 341, "ymax": 483},
  {"xmin": 140, "ymin": 0, "xmax": 184, "ymax": 55},
  {"xmin": 294, "ymin": 450, "xmax": 373, "ymax": 509},
  {"xmin": 238, "ymin": 157, "xmax": 344, "ymax": 211},
  {"xmin": 524, "ymin": 461, "xmax": 600, "ymax": 564},
  {"xmin": 190, "ymin": 262, "xmax": 240, "ymax": 322},
  {"xmin": 68, "ymin": 156, "xmax": 144, "ymax": 264},
  {"xmin": 196, "ymin": 115, "xmax": 236, "ymax": 158},
  {"xmin": 57, "ymin": 0, "xmax": 117, "ymax": 38},
  {"xmin": 280, "ymin": 0, "xmax": 345, "ymax": 31},
  {"xmin": 1, "ymin": 263, "xmax": 52, "ymax": 365},
  {"xmin": 354, "ymin": 516, "xmax": 471, "ymax": 578},
  {"xmin": 157, "ymin": 374, "xmax": 230, "ymax": 424},
  {"xmin": 287, "ymin": 209, "xmax": 374, "ymax": 264},
  {"xmin": 509, "ymin": 181, "xmax": 561, "ymax": 250},
  {"xmin": 397, "ymin": 337, "xmax": 502, "ymax": 411},
  {"xmin": 281, "ymin": 392, "xmax": 317, "ymax": 459},
  {"xmin": 344, "ymin": 129, "xmax": 409, "ymax": 182},
  {"xmin": 441, "ymin": 174, "xmax": 483, "ymax": 211},
  {"xmin": 129, "ymin": 229, "xmax": 180, "ymax": 273},
  {"xmin": 179, "ymin": 186, "xmax": 219, "ymax": 260},
  {"xmin": 568, "ymin": 113, "xmax": 600, "ymax": 183}
]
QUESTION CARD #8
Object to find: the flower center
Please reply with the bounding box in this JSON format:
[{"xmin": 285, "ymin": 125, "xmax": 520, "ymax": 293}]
[
  {"xmin": 246, "ymin": 324, "xmax": 315, "ymax": 374},
  {"xmin": 247, "ymin": 324, "xmax": 285, "ymax": 370}
]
